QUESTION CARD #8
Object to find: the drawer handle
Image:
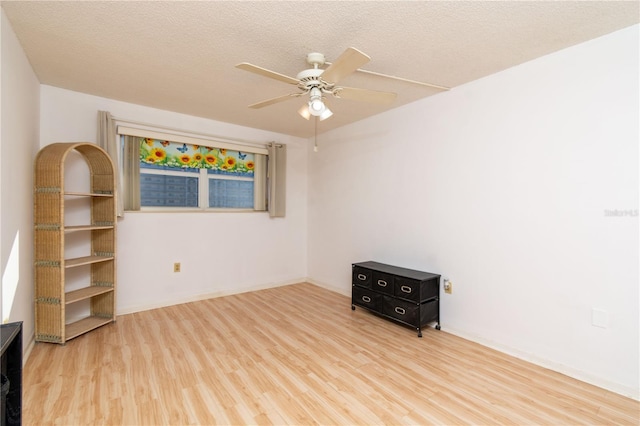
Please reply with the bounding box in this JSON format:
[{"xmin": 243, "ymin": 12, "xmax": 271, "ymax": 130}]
[
  {"xmin": 395, "ymin": 307, "xmax": 406, "ymax": 315},
  {"xmin": 362, "ymin": 296, "xmax": 371, "ymax": 303},
  {"xmin": 377, "ymin": 280, "xmax": 388, "ymax": 287},
  {"xmin": 357, "ymin": 274, "xmax": 367, "ymax": 281},
  {"xmin": 401, "ymin": 285, "xmax": 412, "ymax": 293}
]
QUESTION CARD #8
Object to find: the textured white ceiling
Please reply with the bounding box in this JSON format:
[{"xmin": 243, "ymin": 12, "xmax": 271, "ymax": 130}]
[{"xmin": 2, "ymin": 1, "xmax": 638, "ymax": 138}]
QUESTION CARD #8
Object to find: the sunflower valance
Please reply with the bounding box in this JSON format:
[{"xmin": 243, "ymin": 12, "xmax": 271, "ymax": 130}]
[{"xmin": 139, "ymin": 138, "xmax": 255, "ymax": 176}]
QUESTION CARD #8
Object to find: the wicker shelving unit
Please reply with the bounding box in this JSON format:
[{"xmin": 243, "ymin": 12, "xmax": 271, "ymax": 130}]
[{"xmin": 34, "ymin": 142, "xmax": 117, "ymax": 344}]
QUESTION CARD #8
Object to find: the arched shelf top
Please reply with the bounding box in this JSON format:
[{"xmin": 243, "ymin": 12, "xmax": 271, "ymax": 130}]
[{"xmin": 34, "ymin": 142, "xmax": 115, "ymax": 196}]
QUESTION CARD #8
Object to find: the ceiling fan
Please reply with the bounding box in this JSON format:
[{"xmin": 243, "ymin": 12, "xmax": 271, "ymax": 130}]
[{"xmin": 236, "ymin": 47, "xmax": 449, "ymax": 122}]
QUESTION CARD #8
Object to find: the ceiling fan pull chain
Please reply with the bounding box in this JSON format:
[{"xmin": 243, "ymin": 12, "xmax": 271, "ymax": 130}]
[{"xmin": 314, "ymin": 117, "xmax": 319, "ymax": 152}]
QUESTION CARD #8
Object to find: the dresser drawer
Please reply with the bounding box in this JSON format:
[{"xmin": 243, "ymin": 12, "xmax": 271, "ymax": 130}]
[
  {"xmin": 420, "ymin": 299, "xmax": 439, "ymax": 325},
  {"xmin": 383, "ymin": 296, "xmax": 418, "ymax": 326},
  {"xmin": 352, "ymin": 266, "xmax": 372, "ymax": 288},
  {"xmin": 353, "ymin": 286, "xmax": 381, "ymax": 312},
  {"xmin": 394, "ymin": 277, "xmax": 421, "ymax": 302},
  {"xmin": 372, "ymin": 272, "xmax": 394, "ymax": 295}
]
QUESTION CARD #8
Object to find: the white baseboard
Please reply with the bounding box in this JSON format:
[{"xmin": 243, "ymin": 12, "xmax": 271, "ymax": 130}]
[
  {"xmin": 442, "ymin": 325, "xmax": 639, "ymax": 401},
  {"xmin": 306, "ymin": 278, "xmax": 350, "ymax": 297},
  {"xmin": 116, "ymin": 277, "xmax": 307, "ymax": 316}
]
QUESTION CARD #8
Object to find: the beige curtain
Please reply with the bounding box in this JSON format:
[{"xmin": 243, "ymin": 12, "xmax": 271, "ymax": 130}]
[
  {"xmin": 122, "ymin": 136, "xmax": 141, "ymax": 211},
  {"xmin": 267, "ymin": 143, "xmax": 286, "ymax": 218},
  {"xmin": 97, "ymin": 111, "xmax": 124, "ymax": 216},
  {"xmin": 253, "ymin": 154, "xmax": 267, "ymax": 211}
]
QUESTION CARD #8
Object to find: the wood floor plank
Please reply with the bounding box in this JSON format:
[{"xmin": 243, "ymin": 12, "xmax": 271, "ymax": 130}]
[{"xmin": 22, "ymin": 282, "xmax": 639, "ymax": 425}]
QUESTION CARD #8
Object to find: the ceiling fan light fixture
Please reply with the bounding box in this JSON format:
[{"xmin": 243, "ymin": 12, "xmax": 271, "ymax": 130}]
[
  {"xmin": 319, "ymin": 107, "xmax": 333, "ymax": 121},
  {"xmin": 298, "ymin": 104, "xmax": 311, "ymax": 120},
  {"xmin": 298, "ymin": 104, "xmax": 333, "ymax": 121},
  {"xmin": 309, "ymin": 98, "xmax": 325, "ymax": 115},
  {"xmin": 308, "ymin": 87, "xmax": 326, "ymax": 117},
  {"xmin": 299, "ymin": 87, "xmax": 332, "ymax": 121}
]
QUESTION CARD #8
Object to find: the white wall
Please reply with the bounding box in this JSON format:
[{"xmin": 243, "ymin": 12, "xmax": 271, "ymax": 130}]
[
  {"xmin": 40, "ymin": 86, "xmax": 308, "ymax": 314},
  {"xmin": 0, "ymin": 10, "xmax": 40, "ymax": 341},
  {"xmin": 308, "ymin": 25, "xmax": 639, "ymax": 398}
]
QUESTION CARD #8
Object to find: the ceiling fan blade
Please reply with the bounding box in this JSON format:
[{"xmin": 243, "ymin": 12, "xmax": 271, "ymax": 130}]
[
  {"xmin": 352, "ymin": 68, "xmax": 451, "ymax": 91},
  {"xmin": 321, "ymin": 47, "xmax": 370, "ymax": 84},
  {"xmin": 248, "ymin": 93, "xmax": 300, "ymax": 109},
  {"xmin": 333, "ymin": 86, "xmax": 397, "ymax": 104},
  {"xmin": 236, "ymin": 63, "xmax": 299, "ymax": 85}
]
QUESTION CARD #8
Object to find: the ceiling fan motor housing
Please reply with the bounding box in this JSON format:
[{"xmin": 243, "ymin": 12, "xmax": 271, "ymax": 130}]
[{"xmin": 297, "ymin": 68, "xmax": 333, "ymax": 93}]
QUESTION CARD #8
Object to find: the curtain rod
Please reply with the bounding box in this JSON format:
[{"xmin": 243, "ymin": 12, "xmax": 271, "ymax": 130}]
[{"xmin": 111, "ymin": 115, "xmax": 268, "ymax": 149}]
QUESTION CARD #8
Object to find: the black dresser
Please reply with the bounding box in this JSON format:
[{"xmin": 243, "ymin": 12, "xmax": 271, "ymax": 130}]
[
  {"xmin": 351, "ymin": 261, "xmax": 440, "ymax": 337},
  {"xmin": 1, "ymin": 321, "xmax": 22, "ymax": 426}
]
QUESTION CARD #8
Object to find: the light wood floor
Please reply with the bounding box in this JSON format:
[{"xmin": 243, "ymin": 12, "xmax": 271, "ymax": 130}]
[{"xmin": 23, "ymin": 283, "xmax": 639, "ymax": 425}]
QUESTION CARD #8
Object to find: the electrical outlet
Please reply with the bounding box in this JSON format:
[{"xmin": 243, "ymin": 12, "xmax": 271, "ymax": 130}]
[
  {"xmin": 174, "ymin": 262, "xmax": 181, "ymax": 273},
  {"xmin": 444, "ymin": 278, "xmax": 452, "ymax": 294}
]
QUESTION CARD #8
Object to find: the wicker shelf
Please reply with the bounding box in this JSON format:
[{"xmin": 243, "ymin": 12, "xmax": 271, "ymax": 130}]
[
  {"xmin": 65, "ymin": 191, "xmax": 113, "ymax": 197},
  {"xmin": 66, "ymin": 286, "xmax": 114, "ymax": 305},
  {"xmin": 65, "ymin": 316, "xmax": 114, "ymax": 341},
  {"xmin": 34, "ymin": 142, "xmax": 117, "ymax": 344},
  {"xmin": 65, "ymin": 224, "xmax": 115, "ymax": 232},
  {"xmin": 65, "ymin": 255, "xmax": 114, "ymax": 268}
]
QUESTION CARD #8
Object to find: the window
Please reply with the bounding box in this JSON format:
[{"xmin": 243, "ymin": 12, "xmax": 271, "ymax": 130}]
[
  {"xmin": 116, "ymin": 124, "xmax": 285, "ymax": 216},
  {"xmin": 119, "ymin": 133, "xmax": 268, "ymax": 211},
  {"xmin": 136, "ymin": 137, "xmax": 259, "ymax": 209}
]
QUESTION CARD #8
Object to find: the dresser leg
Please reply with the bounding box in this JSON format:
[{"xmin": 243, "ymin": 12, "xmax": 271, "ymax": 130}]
[
  {"xmin": 351, "ymin": 305, "xmax": 355, "ymax": 310},
  {"xmin": 435, "ymin": 324, "xmax": 441, "ymax": 330},
  {"xmin": 417, "ymin": 329, "xmax": 422, "ymax": 338}
]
